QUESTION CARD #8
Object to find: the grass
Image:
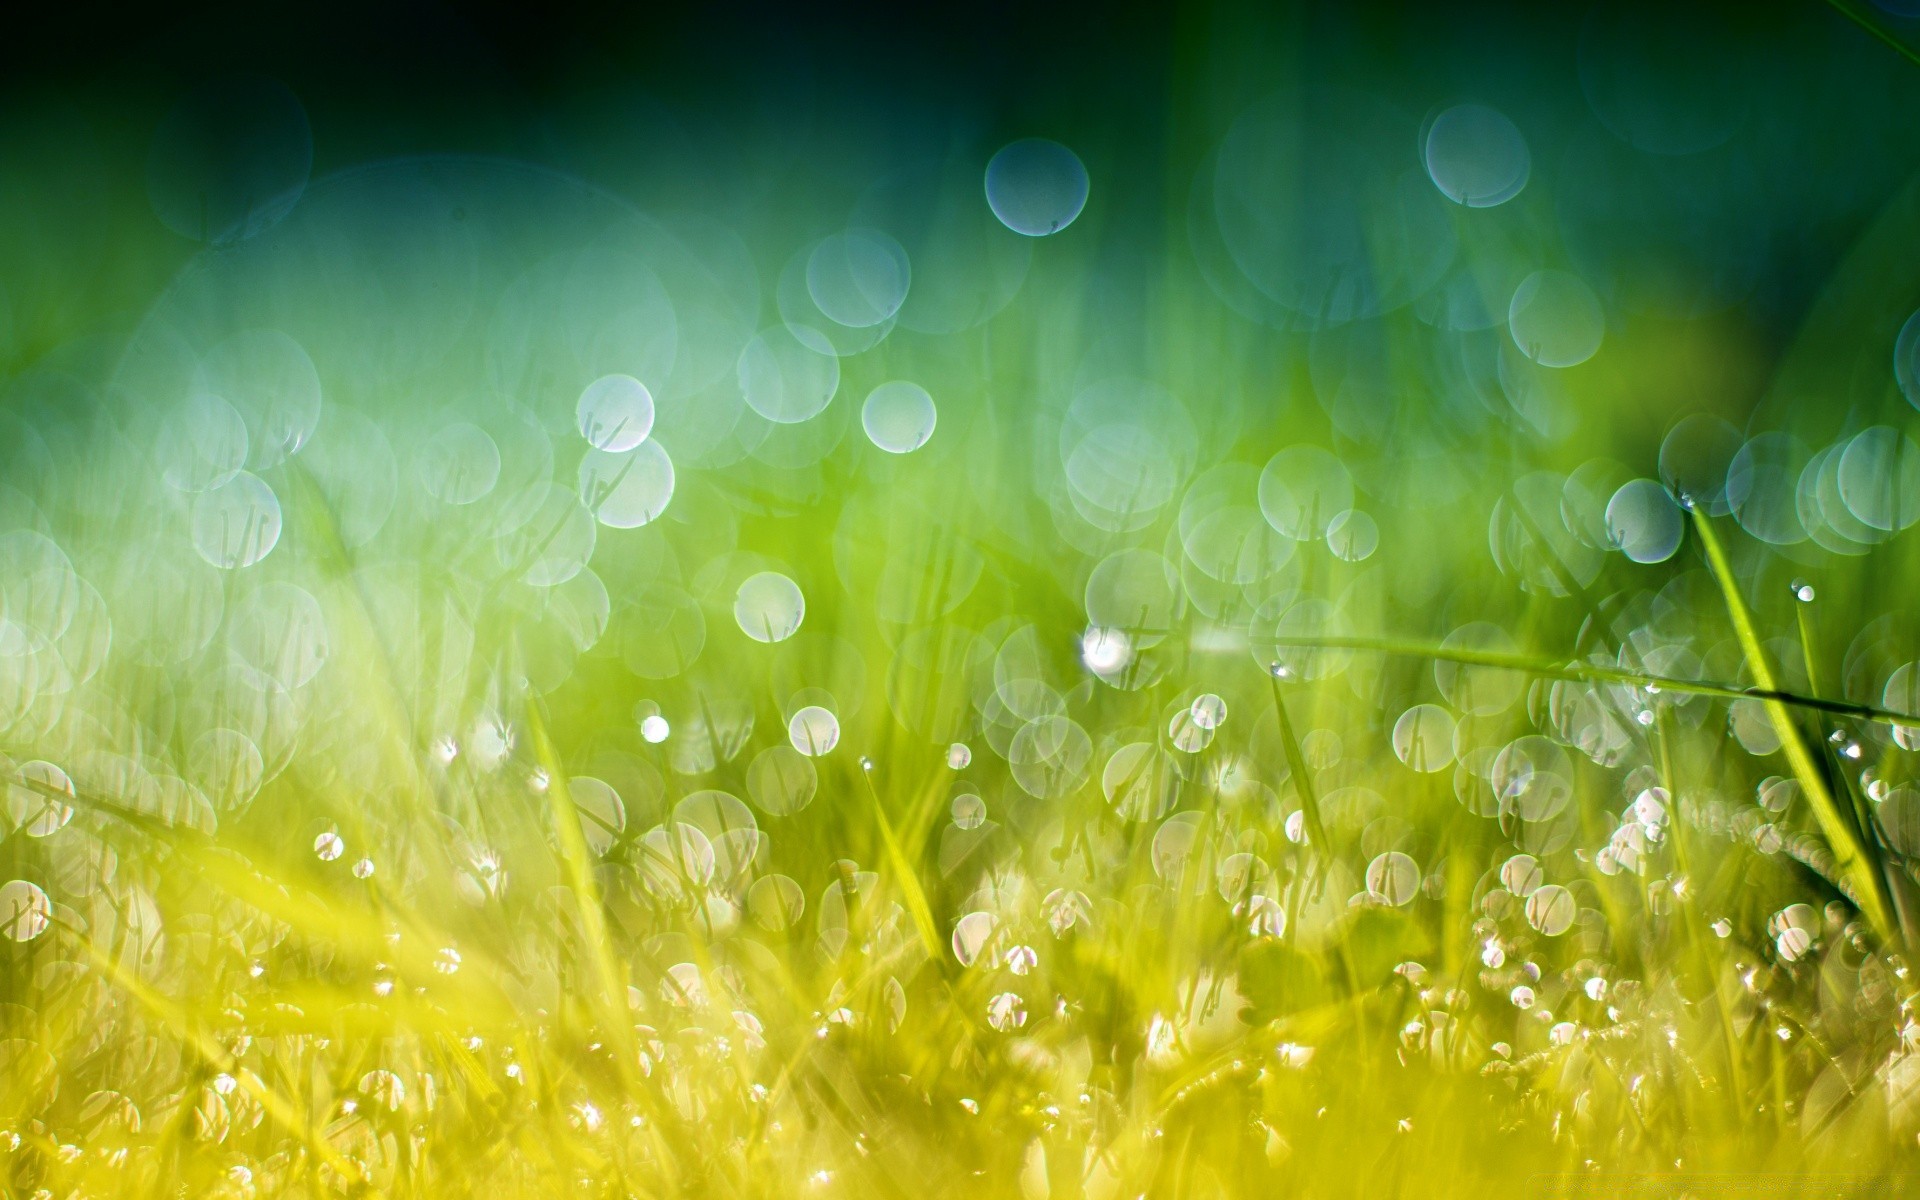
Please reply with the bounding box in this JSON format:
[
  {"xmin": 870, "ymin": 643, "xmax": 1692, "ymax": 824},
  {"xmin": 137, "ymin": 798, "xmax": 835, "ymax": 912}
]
[
  {"xmin": 8, "ymin": 13, "xmax": 1920, "ymax": 1195},
  {"xmin": 6, "ymin": 478, "xmax": 1917, "ymax": 1197}
]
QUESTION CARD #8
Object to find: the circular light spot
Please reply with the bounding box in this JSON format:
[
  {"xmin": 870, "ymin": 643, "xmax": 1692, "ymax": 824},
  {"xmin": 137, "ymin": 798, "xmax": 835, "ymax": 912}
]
[
  {"xmin": 1392, "ymin": 705, "xmax": 1457, "ymax": 772},
  {"xmin": 1838, "ymin": 427, "xmax": 1920, "ymax": 531},
  {"xmin": 1726, "ymin": 433, "xmax": 1809, "ymax": 545},
  {"xmin": 1081, "ymin": 626, "xmax": 1132, "ymax": 675},
  {"xmin": 576, "ymin": 374, "xmax": 656, "ymax": 453},
  {"xmin": 951, "ymin": 793, "xmax": 987, "ymax": 830},
  {"xmin": 1605, "ymin": 479, "xmax": 1683, "ymax": 563},
  {"xmin": 952, "ymin": 910, "xmax": 997, "ymax": 966},
  {"xmin": 739, "ymin": 327, "xmax": 840, "ymax": 424},
  {"xmin": 1885, "ymin": 666, "xmax": 1920, "ymax": 750},
  {"xmin": 1508, "ymin": 271, "xmax": 1604, "ymax": 368},
  {"xmin": 1658, "ymin": 414, "xmax": 1742, "ymax": 514},
  {"xmin": 1880, "ymin": 787, "xmax": 1920, "ymax": 855},
  {"xmin": 0, "ymin": 880, "xmax": 52, "ymax": 941},
  {"xmin": 496, "ymin": 484, "xmax": 595, "ymax": 587},
  {"xmin": 1492, "ymin": 736, "xmax": 1574, "ymax": 823},
  {"xmin": 748, "ymin": 874, "xmax": 806, "ymax": 931},
  {"xmin": 1168, "ymin": 708, "xmax": 1214, "ymax": 753},
  {"xmin": 747, "ymin": 744, "xmax": 817, "ymax": 816},
  {"xmin": 788, "ymin": 706, "xmax": 840, "ymax": 757},
  {"xmin": 1084, "ymin": 550, "xmax": 1182, "ymax": 648},
  {"xmin": 1896, "ymin": 308, "xmax": 1920, "ymax": 411},
  {"xmin": 194, "ymin": 329, "xmax": 324, "ymax": 470},
  {"xmin": 1010, "ymin": 716, "xmax": 1093, "ymax": 799},
  {"xmin": 861, "ymin": 381, "xmax": 937, "ymax": 454},
  {"xmin": 1326, "ymin": 509, "xmax": 1378, "ymax": 561},
  {"xmin": 1500, "ymin": 854, "xmax": 1543, "ymax": 896},
  {"xmin": 985, "ymin": 139, "xmax": 1090, "ymax": 237},
  {"xmin": 578, "ymin": 441, "xmax": 674, "ymax": 529},
  {"xmin": 1366, "ymin": 852, "xmax": 1420, "ymax": 906},
  {"xmin": 418, "ymin": 423, "xmax": 501, "ymax": 505},
  {"xmin": 986, "ymin": 992, "xmax": 1027, "ymax": 1030},
  {"xmin": 567, "ymin": 777, "xmax": 626, "ymax": 856},
  {"xmin": 8, "ymin": 761, "xmax": 73, "ymax": 837},
  {"xmin": 189, "ymin": 728, "xmax": 265, "ymax": 811},
  {"xmin": 734, "ymin": 572, "xmax": 805, "ymax": 644},
  {"xmin": 1524, "ymin": 884, "xmax": 1575, "ymax": 936},
  {"xmin": 1424, "ymin": 104, "xmax": 1530, "ymax": 207},
  {"xmin": 1775, "ymin": 925, "xmax": 1812, "ymax": 962},
  {"xmin": 1189, "ymin": 693, "xmax": 1228, "ymax": 731},
  {"xmin": 1258, "ymin": 446, "xmax": 1355, "ymax": 540},
  {"xmin": 806, "ymin": 230, "xmax": 911, "ymax": 329},
  {"xmin": 155, "ymin": 393, "xmax": 248, "ymax": 494},
  {"xmin": 190, "ymin": 472, "xmax": 282, "ymax": 570}
]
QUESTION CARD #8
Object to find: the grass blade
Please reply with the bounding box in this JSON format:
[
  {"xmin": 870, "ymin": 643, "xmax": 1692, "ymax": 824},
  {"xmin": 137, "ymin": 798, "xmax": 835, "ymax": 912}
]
[
  {"xmin": 1689, "ymin": 507, "xmax": 1899, "ymax": 943},
  {"xmin": 1255, "ymin": 635, "xmax": 1920, "ymax": 731},
  {"xmin": 1264, "ymin": 666, "xmax": 1332, "ymax": 866}
]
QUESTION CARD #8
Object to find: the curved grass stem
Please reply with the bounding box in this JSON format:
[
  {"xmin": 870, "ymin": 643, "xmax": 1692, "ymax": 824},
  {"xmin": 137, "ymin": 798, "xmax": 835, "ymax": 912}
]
[
  {"xmin": 1688, "ymin": 507, "xmax": 1899, "ymax": 944},
  {"xmin": 1256, "ymin": 636, "xmax": 1920, "ymax": 731},
  {"xmin": 1260, "ymin": 523, "xmax": 1909, "ymax": 947}
]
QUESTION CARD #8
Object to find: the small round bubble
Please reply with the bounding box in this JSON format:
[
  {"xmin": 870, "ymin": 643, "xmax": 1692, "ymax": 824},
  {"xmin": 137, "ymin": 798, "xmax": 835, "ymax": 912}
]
[
  {"xmin": 861, "ymin": 381, "xmax": 937, "ymax": 454},
  {"xmin": 985, "ymin": 139, "xmax": 1090, "ymax": 237},
  {"xmin": 1509, "ymin": 271, "xmax": 1604, "ymax": 368},
  {"xmin": 1366, "ymin": 852, "xmax": 1420, "ymax": 906},
  {"xmin": 1392, "ymin": 704, "xmax": 1457, "ymax": 772},
  {"xmin": 0, "ymin": 880, "xmax": 52, "ymax": 942},
  {"xmin": 806, "ymin": 229, "xmax": 911, "ymax": 329},
  {"xmin": 951, "ymin": 793, "xmax": 987, "ymax": 830},
  {"xmin": 1524, "ymin": 884, "xmax": 1575, "ymax": 936},
  {"xmin": 419, "ymin": 423, "xmax": 501, "ymax": 505},
  {"xmin": 1189, "ymin": 694, "xmax": 1227, "ymax": 731},
  {"xmin": 1424, "ymin": 104, "xmax": 1530, "ymax": 208},
  {"xmin": 1326, "ymin": 509, "xmax": 1378, "ymax": 561},
  {"xmin": 1081, "ymin": 627, "xmax": 1132, "ymax": 675},
  {"xmin": 1896, "ymin": 307, "xmax": 1920, "ymax": 410},
  {"xmin": 739, "ymin": 327, "xmax": 839, "ymax": 424},
  {"xmin": 578, "ymin": 441, "xmax": 675, "ymax": 529},
  {"xmin": 734, "ymin": 572, "xmax": 805, "ymax": 644},
  {"xmin": 788, "ymin": 706, "xmax": 840, "ymax": 757},
  {"xmin": 191, "ymin": 472, "xmax": 283, "ymax": 570},
  {"xmin": 1605, "ymin": 479, "xmax": 1683, "ymax": 563},
  {"xmin": 576, "ymin": 375, "xmax": 656, "ymax": 453}
]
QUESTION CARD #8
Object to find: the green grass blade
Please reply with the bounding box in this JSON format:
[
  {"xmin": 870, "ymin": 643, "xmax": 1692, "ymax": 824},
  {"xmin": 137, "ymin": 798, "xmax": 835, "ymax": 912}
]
[
  {"xmin": 76, "ymin": 933, "xmax": 378, "ymax": 1196},
  {"xmin": 1256, "ymin": 635, "xmax": 1920, "ymax": 731},
  {"xmin": 1823, "ymin": 0, "xmax": 1920, "ymax": 71},
  {"xmin": 1264, "ymin": 667, "xmax": 1332, "ymax": 865},
  {"xmin": 1689, "ymin": 507, "xmax": 1899, "ymax": 943},
  {"xmin": 523, "ymin": 700, "xmax": 630, "ymax": 1016},
  {"xmin": 856, "ymin": 763, "xmax": 945, "ymax": 962}
]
